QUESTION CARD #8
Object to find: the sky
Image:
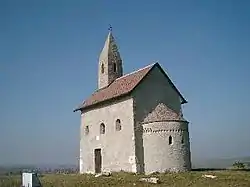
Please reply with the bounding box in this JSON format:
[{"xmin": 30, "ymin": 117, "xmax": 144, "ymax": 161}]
[{"xmin": 0, "ymin": 0, "xmax": 250, "ymax": 166}]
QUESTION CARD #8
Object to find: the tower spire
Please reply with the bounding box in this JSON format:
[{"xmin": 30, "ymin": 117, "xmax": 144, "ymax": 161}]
[{"xmin": 98, "ymin": 28, "xmax": 123, "ymax": 89}]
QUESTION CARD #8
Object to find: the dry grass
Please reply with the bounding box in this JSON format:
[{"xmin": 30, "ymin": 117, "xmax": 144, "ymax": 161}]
[{"xmin": 1, "ymin": 170, "xmax": 250, "ymax": 187}]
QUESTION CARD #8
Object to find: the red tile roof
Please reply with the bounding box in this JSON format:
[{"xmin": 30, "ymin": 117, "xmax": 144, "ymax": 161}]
[
  {"xmin": 74, "ymin": 63, "xmax": 187, "ymax": 112},
  {"xmin": 74, "ymin": 63, "xmax": 154, "ymax": 111}
]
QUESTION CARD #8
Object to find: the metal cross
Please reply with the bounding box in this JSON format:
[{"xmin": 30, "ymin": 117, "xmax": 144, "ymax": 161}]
[{"xmin": 108, "ymin": 25, "xmax": 112, "ymax": 32}]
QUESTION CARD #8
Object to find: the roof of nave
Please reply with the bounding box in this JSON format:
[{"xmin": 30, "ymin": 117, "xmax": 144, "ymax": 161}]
[{"xmin": 73, "ymin": 63, "xmax": 187, "ymax": 112}]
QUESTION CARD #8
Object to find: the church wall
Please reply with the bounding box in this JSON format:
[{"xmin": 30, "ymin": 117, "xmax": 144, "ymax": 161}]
[
  {"xmin": 133, "ymin": 66, "xmax": 182, "ymax": 124},
  {"xmin": 80, "ymin": 96, "xmax": 136, "ymax": 174},
  {"xmin": 132, "ymin": 66, "xmax": 191, "ymax": 173},
  {"xmin": 142, "ymin": 121, "xmax": 191, "ymax": 174}
]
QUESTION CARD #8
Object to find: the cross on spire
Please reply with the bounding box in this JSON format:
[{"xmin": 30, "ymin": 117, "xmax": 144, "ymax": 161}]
[{"xmin": 108, "ymin": 25, "xmax": 112, "ymax": 32}]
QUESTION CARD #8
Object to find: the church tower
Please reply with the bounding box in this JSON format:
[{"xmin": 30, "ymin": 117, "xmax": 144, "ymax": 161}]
[{"xmin": 98, "ymin": 29, "xmax": 123, "ymax": 89}]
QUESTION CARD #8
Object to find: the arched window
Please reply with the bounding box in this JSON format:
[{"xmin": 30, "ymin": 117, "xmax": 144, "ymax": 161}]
[
  {"xmin": 85, "ymin": 126, "xmax": 89, "ymax": 135},
  {"xmin": 101, "ymin": 63, "xmax": 104, "ymax": 74},
  {"xmin": 113, "ymin": 63, "xmax": 117, "ymax": 72},
  {"xmin": 181, "ymin": 135, "xmax": 184, "ymax": 144},
  {"xmin": 100, "ymin": 123, "xmax": 105, "ymax": 134},
  {"xmin": 169, "ymin": 136, "xmax": 173, "ymax": 145},
  {"xmin": 115, "ymin": 119, "xmax": 121, "ymax": 131}
]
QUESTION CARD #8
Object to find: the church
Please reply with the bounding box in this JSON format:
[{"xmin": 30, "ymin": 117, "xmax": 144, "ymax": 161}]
[{"xmin": 74, "ymin": 29, "xmax": 192, "ymax": 174}]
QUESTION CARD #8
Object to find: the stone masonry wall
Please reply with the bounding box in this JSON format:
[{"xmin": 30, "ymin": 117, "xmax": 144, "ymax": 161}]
[
  {"xmin": 80, "ymin": 96, "xmax": 136, "ymax": 174},
  {"xmin": 98, "ymin": 33, "xmax": 123, "ymax": 89},
  {"xmin": 143, "ymin": 121, "xmax": 191, "ymax": 174},
  {"xmin": 132, "ymin": 65, "xmax": 191, "ymax": 173}
]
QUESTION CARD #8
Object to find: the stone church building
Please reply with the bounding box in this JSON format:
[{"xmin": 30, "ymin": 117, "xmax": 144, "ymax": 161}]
[{"xmin": 74, "ymin": 30, "xmax": 191, "ymax": 174}]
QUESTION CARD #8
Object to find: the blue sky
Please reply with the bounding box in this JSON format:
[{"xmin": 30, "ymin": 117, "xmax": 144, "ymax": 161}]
[{"xmin": 0, "ymin": 0, "xmax": 250, "ymax": 166}]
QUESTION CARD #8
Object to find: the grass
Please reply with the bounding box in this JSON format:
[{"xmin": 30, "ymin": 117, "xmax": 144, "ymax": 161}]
[{"xmin": 1, "ymin": 170, "xmax": 250, "ymax": 187}]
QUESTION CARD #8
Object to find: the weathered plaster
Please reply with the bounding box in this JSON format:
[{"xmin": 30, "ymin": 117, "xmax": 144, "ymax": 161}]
[
  {"xmin": 80, "ymin": 97, "xmax": 135, "ymax": 174},
  {"xmin": 132, "ymin": 66, "xmax": 191, "ymax": 174},
  {"xmin": 143, "ymin": 121, "xmax": 191, "ymax": 174},
  {"xmin": 98, "ymin": 32, "xmax": 123, "ymax": 89},
  {"xmin": 78, "ymin": 33, "xmax": 191, "ymax": 174}
]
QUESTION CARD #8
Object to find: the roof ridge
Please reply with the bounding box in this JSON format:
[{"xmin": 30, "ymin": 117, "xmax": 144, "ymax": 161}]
[
  {"xmin": 74, "ymin": 63, "xmax": 154, "ymax": 112},
  {"xmin": 116, "ymin": 62, "xmax": 156, "ymax": 81},
  {"xmin": 73, "ymin": 61, "xmax": 187, "ymax": 112}
]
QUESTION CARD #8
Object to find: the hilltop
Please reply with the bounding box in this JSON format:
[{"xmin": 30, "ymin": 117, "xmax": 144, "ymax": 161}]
[{"xmin": 1, "ymin": 171, "xmax": 250, "ymax": 187}]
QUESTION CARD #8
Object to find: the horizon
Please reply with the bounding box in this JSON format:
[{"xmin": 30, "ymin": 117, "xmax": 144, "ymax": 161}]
[
  {"xmin": 1, "ymin": 0, "xmax": 250, "ymax": 166},
  {"xmin": 1, "ymin": 155, "xmax": 250, "ymax": 167}
]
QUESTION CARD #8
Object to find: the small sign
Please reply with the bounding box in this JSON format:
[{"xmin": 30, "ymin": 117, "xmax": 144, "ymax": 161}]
[{"xmin": 22, "ymin": 172, "xmax": 42, "ymax": 187}]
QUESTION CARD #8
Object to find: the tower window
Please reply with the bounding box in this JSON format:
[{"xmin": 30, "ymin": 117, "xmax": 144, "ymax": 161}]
[
  {"xmin": 115, "ymin": 119, "xmax": 121, "ymax": 131},
  {"xmin": 181, "ymin": 135, "xmax": 184, "ymax": 144},
  {"xmin": 100, "ymin": 123, "xmax": 105, "ymax": 134},
  {"xmin": 85, "ymin": 126, "xmax": 89, "ymax": 135},
  {"xmin": 169, "ymin": 136, "xmax": 173, "ymax": 145},
  {"xmin": 113, "ymin": 63, "xmax": 117, "ymax": 72},
  {"xmin": 101, "ymin": 63, "xmax": 104, "ymax": 74}
]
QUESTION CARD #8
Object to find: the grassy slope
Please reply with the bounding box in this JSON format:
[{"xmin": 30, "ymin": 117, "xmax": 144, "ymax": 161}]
[{"xmin": 1, "ymin": 171, "xmax": 250, "ymax": 187}]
